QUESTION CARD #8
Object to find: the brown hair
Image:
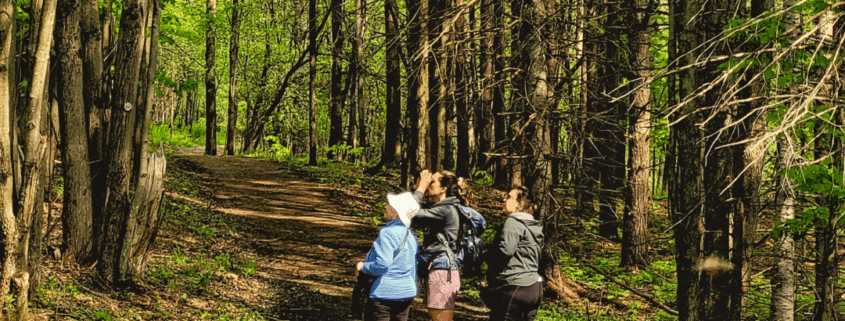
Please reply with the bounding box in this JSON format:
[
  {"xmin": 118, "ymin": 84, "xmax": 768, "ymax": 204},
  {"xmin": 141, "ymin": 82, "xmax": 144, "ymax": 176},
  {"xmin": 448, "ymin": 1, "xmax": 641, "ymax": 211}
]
[
  {"xmin": 511, "ymin": 185, "xmax": 538, "ymax": 217},
  {"xmin": 436, "ymin": 170, "xmax": 476, "ymax": 208}
]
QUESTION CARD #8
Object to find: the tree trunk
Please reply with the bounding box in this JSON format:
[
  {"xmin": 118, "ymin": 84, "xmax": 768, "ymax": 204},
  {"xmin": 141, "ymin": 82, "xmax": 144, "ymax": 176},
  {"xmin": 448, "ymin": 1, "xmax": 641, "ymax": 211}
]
[
  {"xmin": 14, "ymin": 0, "xmax": 54, "ymax": 314},
  {"xmin": 477, "ymin": 0, "xmax": 498, "ymax": 175},
  {"xmin": 669, "ymin": 0, "xmax": 703, "ymax": 318},
  {"xmin": 428, "ymin": 0, "xmax": 446, "ymax": 171},
  {"xmin": 205, "ymin": 0, "xmax": 218, "ymax": 156},
  {"xmin": 0, "ymin": 1, "xmax": 17, "ymax": 318},
  {"xmin": 225, "ymin": 0, "xmax": 239, "ymax": 156},
  {"xmin": 328, "ymin": 0, "xmax": 343, "ymax": 159},
  {"xmin": 671, "ymin": 0, "xmax": 745, "ymax": 319},
  {"xmin": 346, "ymin": 0, "xmax": 365, "ymax": 162},
  {"xmin": 771, "ymin": 138, "xmax": 795, "ymax": 321},
  {"xmin": 406, "ymin": 0, "xmax": 428, "ymax": 179},
  {"xmin": 620, "ymin": 0, "xmax": 651, "ymax": 269},
  {"xmin": 371, "ymin": 0, "xmax": 401, "ymax": 171},
  {"xmin": 81, "ymin": 0, "xmax": 107, "ymax": 246},
  {"xmin": 308, "ymin": 0, "xmax": 317, "ymax": 165},
  {"xmin": 57, "ymin": 0, "xmax": 94, "ymax": 264},
  {"xmin": 98, "ymin": 0, "xmax": 146, "ymax": 285},
  {"xmin": 454, "ymin": 0, "xmax": 469, "ymax": 177}
]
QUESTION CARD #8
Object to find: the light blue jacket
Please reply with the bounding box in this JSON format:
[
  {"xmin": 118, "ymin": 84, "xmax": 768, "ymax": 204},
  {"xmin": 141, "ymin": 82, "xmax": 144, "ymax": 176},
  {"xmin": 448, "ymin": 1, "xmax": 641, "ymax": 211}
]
[{"xmin": 361, "ymin": 219, "xmax": 419, "ymax": 300}]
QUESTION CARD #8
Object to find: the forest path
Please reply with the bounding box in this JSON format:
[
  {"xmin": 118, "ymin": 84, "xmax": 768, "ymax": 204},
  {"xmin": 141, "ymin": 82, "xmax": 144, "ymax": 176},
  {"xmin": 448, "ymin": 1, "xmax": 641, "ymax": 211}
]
[{"xmin": 169, "ymin": 146, "xmax": 487, "ymax": 320}]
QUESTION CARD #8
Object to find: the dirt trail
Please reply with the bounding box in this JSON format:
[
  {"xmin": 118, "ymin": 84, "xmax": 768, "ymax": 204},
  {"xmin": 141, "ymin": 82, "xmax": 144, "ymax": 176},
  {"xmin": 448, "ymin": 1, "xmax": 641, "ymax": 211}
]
[{"xmin": 171, "ymin": 146, "xmax": 487, "ymax": 320}]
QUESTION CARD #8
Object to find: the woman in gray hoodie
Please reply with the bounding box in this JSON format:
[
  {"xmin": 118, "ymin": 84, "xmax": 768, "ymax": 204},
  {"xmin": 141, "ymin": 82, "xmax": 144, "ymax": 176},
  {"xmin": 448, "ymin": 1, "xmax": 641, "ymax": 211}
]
[{"xmin": 485, "ymin": 186, "xmax": 544, "ymax": 321}]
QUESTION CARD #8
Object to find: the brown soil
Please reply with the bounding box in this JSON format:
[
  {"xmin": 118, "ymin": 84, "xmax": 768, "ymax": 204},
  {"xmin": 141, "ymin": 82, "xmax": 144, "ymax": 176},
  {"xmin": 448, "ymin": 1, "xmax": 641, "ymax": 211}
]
[{"xmin": 30, "ymin": 146, "xmax": 488, "ymax": 321}]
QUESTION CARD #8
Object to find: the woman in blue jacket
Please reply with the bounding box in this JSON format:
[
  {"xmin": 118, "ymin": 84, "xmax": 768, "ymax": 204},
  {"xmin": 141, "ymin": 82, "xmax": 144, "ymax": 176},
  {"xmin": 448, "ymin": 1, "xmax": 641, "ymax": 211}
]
[{"xmin": 356, "ymin": 192, "xmax": 420, "ymax": 321}]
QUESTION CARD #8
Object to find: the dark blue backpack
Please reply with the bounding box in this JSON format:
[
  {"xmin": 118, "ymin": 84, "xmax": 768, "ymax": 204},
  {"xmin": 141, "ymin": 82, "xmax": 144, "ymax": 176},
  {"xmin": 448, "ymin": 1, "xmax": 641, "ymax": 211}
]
[{"xmin": 455, "ymin": 205, "xmax": 487, "ymax": 278}]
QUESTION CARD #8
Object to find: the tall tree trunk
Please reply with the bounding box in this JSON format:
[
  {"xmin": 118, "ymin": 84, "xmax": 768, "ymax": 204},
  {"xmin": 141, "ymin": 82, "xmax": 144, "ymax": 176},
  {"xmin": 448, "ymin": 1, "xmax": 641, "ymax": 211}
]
[
  {"xmin": 347, "ymin": 0, "xmax": 365, "ymax": 163},
  {"xmin": 770, "ymin": 3, "xmax": 800, "ymax": 319},
  {"xmin": 81, "ymin": 0, "xmax": 107, "ymax": 247},
  {"xmin": 771, "ymin": 138, "xmax": 795, "ymax": 321},
  {"xmin": 454, "ymin": 0, "xmax": 469, "ymax": 177},
  {"xmin": 373, "ymin": 0, "xmax": 401, "ymax": 170},
  {"xmin": 669, "ymin": 0, "xmax": 703, "ymax": 318},
  {"xmin": 357, "ymin": 2, "xmax": 367, "ymax": 164},
  {"xmin": 98, "ymin": 0, "xmax": 146, "ymax": 285},
  {"xmin": 57, "ymin": 0, "xmax": 94, "ymax": 263},
  {"xmin": 328, "ymin": 0, "xmax": 344, "ymax": 159},
  {"xmin": 225, "ymin": 0, "xmax": 239, "ymax": 156},
  {"xmin": 488, "ymin": 0, "xmax": 506, "ymax": 188},
  {"xmin": 14, "ymin": 0, "xmax": 55, "ymax": 314},
  {"xmin": 810, "ymin": 11, "xmax": 840, "ymax": 321},
  {"xmin": 406, "ymin": 0, "xmax": 428, "ymax": 179},
  {"xmin": 593, "ymin": 0, "xmax": 623, "ymax": 240},
  {"xmin": 671, "ymin": 0, "xmax": 745, "ymax": 318},
  {"xmin": 0, "ymin": 2, "xmax": 16, "ymax": 316},
  {"xmin": 620, "ymin": 0, "xmax": 651, "ymax": 269},
  {"xmin": 127, "ymin": 0, "xmax": 163, "ymax": 280},
  {"xmin": 428, "ymin": 0, "xmax": 446, "ymax": 171},
  {"xmin": 477, "ymin": 0, "xmax": 497, "ymax": 175},
  {"xmin": 205, "ymin": 0, "xmax": 218, "ymax": 156},
  {"xmin": 308, "ymin": 0, "xmax": 317, "ymax": 165}
]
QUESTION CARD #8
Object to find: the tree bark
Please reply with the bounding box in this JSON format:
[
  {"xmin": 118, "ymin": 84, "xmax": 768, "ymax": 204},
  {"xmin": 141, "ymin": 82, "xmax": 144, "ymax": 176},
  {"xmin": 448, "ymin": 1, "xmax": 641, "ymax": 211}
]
[
  {"xmin": 478, "ymin": 0, "xmax": 500, "ymax": 176},
  {"xmin": 771, "ymin": 139, "xmax": 795, "ymax": 321},
  {"xmin": 454, "ymin": 0, "xmax": 469, "ymax": 177},
  {"xmin": 205, "ymin": 0, "xmax": 218, "ymax": 156},
  {"xmin": 81, "ymin": 0, "xmax": 107, "ymax": 249},
  {"xmin": 57, "ymin": 0, "xmax": 95, "ymax": 264},
  {"xmin": 406, "ymin": 0, "xmax": 428, "ymax": 178},
  {"xmin": 620, "ymin": 0, "xmax": 651, "ymax": 270},
  {"xmin": 0, "ymin": 1, "xmax": 17, "ymax": 318},
  {"xmin": 98, "ymin": 0, "xmax": 146, "ymax": 285},
  {"xmin": 14, "ymin": 0, "xmax": 55, "ymax": 312},
  {"xmin": 428, "ymin": 0, "xmax": 447, "ymax": 171},
  {"xmin": 328, "ymin": 0, "xmax": 344, "ymax": 159},
  {"xmin": 308, "ymin": 0, "xmax": 317, "ymax": 165},
  {"xmin": 225, "ymin": 0, "xmax": 239, "ymax": 156}
]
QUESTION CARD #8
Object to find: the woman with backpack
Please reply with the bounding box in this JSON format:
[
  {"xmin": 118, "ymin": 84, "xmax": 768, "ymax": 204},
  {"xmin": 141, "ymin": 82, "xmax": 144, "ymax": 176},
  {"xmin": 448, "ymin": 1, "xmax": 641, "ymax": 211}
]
[
  {"xmin": 413, "ymin": 169, "xmax": 475, "ymax": 321},
  {"xmin": 354, "ymin": 192, "xmax": 420, "ymax": 321},
  {"xmin": 484, "ymin": 186, "xmax": 544, "ymax": 321}
]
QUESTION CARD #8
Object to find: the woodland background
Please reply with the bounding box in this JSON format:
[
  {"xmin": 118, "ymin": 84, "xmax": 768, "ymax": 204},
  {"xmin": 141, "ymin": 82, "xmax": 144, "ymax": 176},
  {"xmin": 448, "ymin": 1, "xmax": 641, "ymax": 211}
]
[{"xmin": 0, "ymin": 0, "xmax": 843, "ymax": 320}]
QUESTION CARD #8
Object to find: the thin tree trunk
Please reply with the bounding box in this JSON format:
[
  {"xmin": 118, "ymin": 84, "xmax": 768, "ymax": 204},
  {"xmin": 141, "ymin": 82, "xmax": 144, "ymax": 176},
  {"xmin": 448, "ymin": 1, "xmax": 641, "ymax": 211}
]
[
  {"xmin": 372, "ymin": 0, "xmax": 401, "ymax": 170},
  {"xmin": 205, "ymin": 0, "xmax": 218, "ymax": 156},
  {"xmin": 621, "ymin": 0, "xmax": 651, "ymax": 269},
  {"xmin": 0, "ymin": 1, "xmax": 17, "ymax": 318},
  {"xmin": 428, "ymin": 0, "xmax": 445, "ymax": 171},
  {"xmin": 454, "ymin": 0, "xmax": 469, "ymax": 177},
  {"xmin": 57, "ymin": 0, "xmax": 94, "ymax": 264},
  {"xmin": 82, "ymin": 0, "xmax": 107, "ymax": 247},
  {"xmin": 98, "ymin": 0, "xmax": 146, "ymax": 285},
  {"xmin": 407, "ymin": 0, "xmax": 428, "ymax": 177},
  {"xmin": 328, "ymin": 0, "xmax": 343, "ymax": 159},
  {"xmin": 308, "ymin": 0, "xmax": 317, "ymax": 165},
  {"xmin": 225, "ymin": 0, "xmax": 239, "ymax": 156},
  {"xmin": 771, "ymin": 139, "xmax": 795, "ymax": 321},
  {"xmin": 14, "ymin": 0, "xmax": 54, "ymax": 314}
]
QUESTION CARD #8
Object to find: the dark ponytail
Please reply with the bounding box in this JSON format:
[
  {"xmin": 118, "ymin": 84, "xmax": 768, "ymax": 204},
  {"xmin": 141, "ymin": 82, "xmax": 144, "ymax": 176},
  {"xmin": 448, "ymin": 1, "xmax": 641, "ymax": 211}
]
[{"xmin": 436, "ymin": 170, "xmax": 476, "ymax": 208}]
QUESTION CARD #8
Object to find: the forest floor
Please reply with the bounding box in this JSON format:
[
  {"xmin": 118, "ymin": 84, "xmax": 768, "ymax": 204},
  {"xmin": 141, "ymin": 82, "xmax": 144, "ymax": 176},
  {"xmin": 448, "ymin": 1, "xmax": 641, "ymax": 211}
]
[{"xmin": 30, "ymin": 146, "xmax": 494, "ymax": 321}]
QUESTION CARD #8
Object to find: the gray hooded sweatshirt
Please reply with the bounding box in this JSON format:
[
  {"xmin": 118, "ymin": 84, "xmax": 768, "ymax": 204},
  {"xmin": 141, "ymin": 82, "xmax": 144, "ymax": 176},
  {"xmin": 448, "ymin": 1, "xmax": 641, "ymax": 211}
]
[{"xmin": 486, "ymin": 212, "xmax": 544, "ymax": 288}]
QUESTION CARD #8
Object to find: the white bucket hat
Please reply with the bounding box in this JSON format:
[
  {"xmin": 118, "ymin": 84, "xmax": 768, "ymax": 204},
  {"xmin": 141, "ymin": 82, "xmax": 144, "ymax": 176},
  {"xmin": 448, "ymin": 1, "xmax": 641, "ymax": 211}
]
[{"xmin": 387, "ymin": 192, "xmax": 419, "ymax": 227}]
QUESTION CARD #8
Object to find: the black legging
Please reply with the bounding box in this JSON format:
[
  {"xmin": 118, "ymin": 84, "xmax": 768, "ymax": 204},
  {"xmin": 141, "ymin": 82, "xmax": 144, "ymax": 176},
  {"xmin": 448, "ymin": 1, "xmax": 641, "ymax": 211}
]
[
  {"xmin": 364, "ymin": 298, "xmax": 413, "ymax": 321},
  {"xmin": 488, "ymin": 281, "xmax": 542, "ymax": 321}
]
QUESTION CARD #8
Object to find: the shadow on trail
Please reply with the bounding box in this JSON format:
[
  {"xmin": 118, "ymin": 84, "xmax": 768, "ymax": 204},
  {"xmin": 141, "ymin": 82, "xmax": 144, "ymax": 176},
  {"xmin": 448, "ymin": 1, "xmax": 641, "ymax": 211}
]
[{"xmin": 168, "ymin": 149, "xmax": 487, "ymax": 320}]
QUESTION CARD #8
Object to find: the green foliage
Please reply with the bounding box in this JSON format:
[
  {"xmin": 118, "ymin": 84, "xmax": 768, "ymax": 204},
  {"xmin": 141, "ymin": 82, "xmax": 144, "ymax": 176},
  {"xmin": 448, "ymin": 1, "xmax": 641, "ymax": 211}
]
[{"xmin": 473, "ymin": 170, "xmax": 494, "ymax": 187}]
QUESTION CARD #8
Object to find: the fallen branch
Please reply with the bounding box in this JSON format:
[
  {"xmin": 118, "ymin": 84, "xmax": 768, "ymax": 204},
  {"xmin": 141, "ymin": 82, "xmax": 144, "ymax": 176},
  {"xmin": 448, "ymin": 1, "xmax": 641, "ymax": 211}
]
[{"xmin": 581, "ymin": 263, "xmax": 679, "ymax": 316}]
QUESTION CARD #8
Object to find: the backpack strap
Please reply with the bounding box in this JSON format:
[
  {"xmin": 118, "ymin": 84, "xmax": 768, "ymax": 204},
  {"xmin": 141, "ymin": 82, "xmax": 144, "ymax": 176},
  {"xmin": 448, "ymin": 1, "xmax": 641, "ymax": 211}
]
[{"xmin": 393, "ymin": 228, "xmax": 411, "ymax": 259}]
